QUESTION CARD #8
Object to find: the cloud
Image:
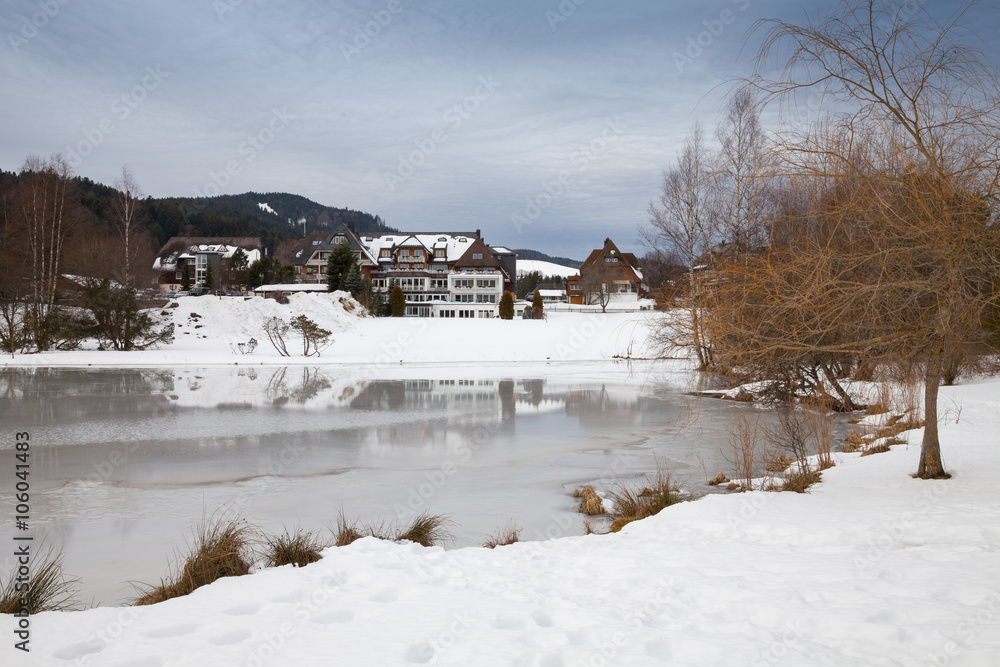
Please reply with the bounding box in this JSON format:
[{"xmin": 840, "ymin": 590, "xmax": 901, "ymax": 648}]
[{"xmin": 6, "ymin": 0, "xmax": 992, "ymax": 259}]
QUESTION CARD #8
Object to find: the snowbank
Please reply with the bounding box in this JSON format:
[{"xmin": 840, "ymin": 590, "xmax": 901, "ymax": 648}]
[{"xmin": 9, "ymin": 376, "xmax": 1000, "ymax": 665}]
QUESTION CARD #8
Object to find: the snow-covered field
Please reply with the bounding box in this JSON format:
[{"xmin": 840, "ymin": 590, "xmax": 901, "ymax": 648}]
[
  {"xmin": 5, "ymin": 298, "xmax": 1000, "ymax": 665},
  {"xmin": 516, "ymin": 259, "xmax": 579, "ymax": 278},
  {"xmin": 4, "ymin": 292, "xmax": 653, "ymax": 368},
  {"xmin": 6, "ymin": 374, "xmax": 1000, "ymax": 665}
]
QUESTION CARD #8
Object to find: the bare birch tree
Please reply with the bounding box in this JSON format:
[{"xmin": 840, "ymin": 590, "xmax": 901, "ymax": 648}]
[
  {"xmin": 112, "ymin": 165, "xmax": 144, "ymax": 288},
  {"xmin": 714, "ymin": 89, "xmax": 774, "ymax": 250},
  {"xmin": 643, "ymin": 124, "xmax": 717, "ymax": 368},
  {"xmin": 18, "ymin": 155, "xmax": 77, "ymax": 350}
]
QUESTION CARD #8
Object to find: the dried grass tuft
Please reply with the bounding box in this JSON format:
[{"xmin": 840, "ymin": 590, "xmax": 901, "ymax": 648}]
[
  {"xmin": 574, "ymin": 486, "xmax": 605, "ymax": 515},
  {"xmin": 134, "ymin": 513, "xmax": 254, "ymax": 606},
  {"xmin": 0, "ymin": 546, "xmax": 79, "ymax": 613},
  {"xmin": 262, "ymin": 528, "xmax": 327, "ymax": 568},
  {"xmin": 707, "ymin": 471, "xmax": 730, "ymax": 486},
  {"xmin": 482, "ymin": 521, "xmax": 521, "ymax": 549}
]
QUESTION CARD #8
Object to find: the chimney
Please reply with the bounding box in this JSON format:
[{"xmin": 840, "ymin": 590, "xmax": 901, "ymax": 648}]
[
  {"xmin": 348, "ymin": 220, "xmax": 356, "ymax": 234},
  {"xmin": 476, "ymin": 229, "xmax": 481, "ymax": 238}
]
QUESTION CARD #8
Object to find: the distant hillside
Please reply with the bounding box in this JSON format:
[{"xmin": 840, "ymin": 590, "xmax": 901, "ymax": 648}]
[
  {"xmin": 144, "ymin": 192, "xmax": 397, "ymax": 251},
  {"xmin": 511, "ymin": 249, "xmax": 581, "ymax": 269}
]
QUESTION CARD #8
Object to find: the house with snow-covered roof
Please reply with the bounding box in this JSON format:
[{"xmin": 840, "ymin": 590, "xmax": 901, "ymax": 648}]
[
  {"xmin": 290, "ymin": 222, "xmax": 378, "ymax": 283},
  {"xmin": 567, "ymin": 238, "xmax": 648, "ymax": 305},
  {"xmin": 153, "ymin": 237, "xmax": 262, "ymax": 291},
  {"xmin": 292, "ymin": 224, "xmax": 517, "ymax": 318},
  {"xmin": 364, "ymin": 230, "xmax": 516, "ymax": 318}
]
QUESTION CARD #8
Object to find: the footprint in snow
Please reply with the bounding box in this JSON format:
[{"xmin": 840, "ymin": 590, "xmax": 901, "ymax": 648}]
[
  {"xmin": 532, "ymin": 610, "xmax": 554, "ymax": 627},
  {"xmin": 53, "ymin": 641, "xmax": 104, "ymax": 660},
  {"xmin": 404, "ymin": 642, "xmax": 435, "ymax": 663},
  {"xmin": 208, "ymin": 628, "xmax": 253, "ymax": 646},
  {"xmin": 312, "ymin": 609, "xmax": 355, "ymax": 624},
  {"xmin": 491, "ymin": 613, "xmax": 527, "ymax": 630},
  {"xmin": 271, "ymin": 590, "xmax": 305, "ymax": 604},
  {"xmin": 223, "ymin": 602, "xmax": 262, "ymax": 616},
  {"xmin": 142, "ymin": 622, "xmax": 199, "ymax": 639}
]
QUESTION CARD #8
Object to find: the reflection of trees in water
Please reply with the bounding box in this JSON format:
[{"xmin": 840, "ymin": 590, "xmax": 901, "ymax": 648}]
[
  {"xmin": 0, "ymin": 368, "xmax": 175, "ymax": 422},
  {"xmin": 264, "ymin": 367, "xmax": 334, "ymax": 405},
  {"xmin": 288, "ymin": 368, "xmax": 332, "ymax": 404}
]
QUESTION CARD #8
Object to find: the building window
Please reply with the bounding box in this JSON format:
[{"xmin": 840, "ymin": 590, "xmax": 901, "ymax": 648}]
[
  {"xmin": 401, "ymin": 249, "xmax": 409, "ymax": 257},
  {"xmin": 454, "ymin": 279, "xmax": 473, "ymax": 289},
  {"xmin": 435, "ymin": 250, "xmax": 445, "ymax": 258},
  {"xmin": 381, "ymin": 249, "xmax": 391, "ymax": 258},
  {"xmin": 605, "ymin": 257, "xmax": 619, "ymax": 263},
  {"xmin": 472, "ymin": 253, "xmax": 483, "ymax": 260},
  {"xmin": 476, "ymin": 279, "xmax": 495, "ymax": 289}
]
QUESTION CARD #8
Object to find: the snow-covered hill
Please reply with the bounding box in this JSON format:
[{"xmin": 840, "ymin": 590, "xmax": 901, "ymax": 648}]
[{"xmin": 516, "ymin": 259, "xmax": 579, "ymax": 278}]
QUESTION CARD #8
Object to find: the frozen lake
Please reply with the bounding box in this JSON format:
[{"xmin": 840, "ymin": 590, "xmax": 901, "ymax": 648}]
[{"xmin": 0, "ymin": 363, "xmax": 800, "ymax": 606}]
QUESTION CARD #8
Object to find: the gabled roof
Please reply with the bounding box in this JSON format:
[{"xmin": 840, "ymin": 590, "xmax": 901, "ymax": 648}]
[
  {"xmin": 153, "ymin": 237, "xmax": 262, "ymax": 271},
  {"xmin": 361, "ymin": 231, "xmax": 482, "ymax": 264},
  {"xmin": 580, "ymin": 238, "xmax": 644, "ymax": 281},
  {"xmin": 290, "ymin": 223, "xmax": 377, "ymax": 266},
  {"xmin": 453, "ymin": 237, "xmax": 502, "ymax": 270}
]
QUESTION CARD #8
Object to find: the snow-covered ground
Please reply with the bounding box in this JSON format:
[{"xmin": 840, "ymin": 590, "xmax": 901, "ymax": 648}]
[
  {"xmin": 516, "ymin": 259, "xmax": 579, "ymax": 278},
  {"xmin": 7, "ymin": 374, "xmax": 1000, "ymax": 665},
  {"xmin": 5, "ymin": 299, "xmax": 1000, "ymax": 665},
  {"xmin": 4, "ymin": 292, "xmax": 654, "ymax": 368}
]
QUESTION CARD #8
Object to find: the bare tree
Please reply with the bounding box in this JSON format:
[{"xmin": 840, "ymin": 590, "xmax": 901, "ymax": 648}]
[
  {"xmin": 714, "ymin": 89, "xmax": 774, "ymax": 250},
  {"xmin": 18, "ymin": 155, "xmax": 77, "ymax": 350},
  {"xmin": 112, "ymin": 165, "xmax": 144, "ymax": 288},
  {"xmin": 644, "ymin": 124, "xmax": 717, "ymax": 367},
  {"xmin": 722, "ymin": 0, "xmax": 1000, "ymax": 478},
  {"xmin": 581, "ymin": 261, "xmax": 615, "ymax": 313}
]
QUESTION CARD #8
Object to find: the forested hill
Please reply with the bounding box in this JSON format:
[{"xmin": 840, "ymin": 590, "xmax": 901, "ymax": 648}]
[
  {"xmin": 144, "ymin": 191, "xmax": 397, "ymax": 250},
  {"xmin": 511, "ymin": 248, "xmax": 582, "ymax": 268},
  {"xmin": 6, "ymin": 169, "xmax": 396, "ymax": 251}
]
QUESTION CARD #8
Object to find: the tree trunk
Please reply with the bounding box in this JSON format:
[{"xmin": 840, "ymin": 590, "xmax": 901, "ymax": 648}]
[{"xmin": 916, "ymin": 347, "xmax": 946, "ymax": 478}]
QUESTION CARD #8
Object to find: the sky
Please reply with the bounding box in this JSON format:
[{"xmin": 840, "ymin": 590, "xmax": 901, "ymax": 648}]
[{"xmin": 1, "ymin": 0, "xmax": 994, "ymax": 260}]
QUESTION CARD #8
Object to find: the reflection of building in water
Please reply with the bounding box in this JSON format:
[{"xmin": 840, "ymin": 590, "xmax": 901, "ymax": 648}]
[
  {"xmin": 563, "ymin": 385, "xmax": 646, "ymax": 428},
  {"xmin": 0, "ymin": 368, "xmax": 175, "ymax": 422}
]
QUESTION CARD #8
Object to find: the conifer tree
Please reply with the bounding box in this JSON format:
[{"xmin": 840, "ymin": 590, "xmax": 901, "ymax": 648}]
[
  {"xmin": 532, "ymin": 290, "xmax": 544, "ymax": 319},
  {"xmin": 499, "ymin": 291, "xmax": 514, "ymax": 320},
  {"xmin": 344, "ymin": 263, "xmax": 363, "ymax": 296},
  {"xmin": 327, "ymin": 240, "xmax": 356, "ymax": 292},
  {"xmin": 389, "ymin": 284, "xmax": 405, "ymax": 317}
]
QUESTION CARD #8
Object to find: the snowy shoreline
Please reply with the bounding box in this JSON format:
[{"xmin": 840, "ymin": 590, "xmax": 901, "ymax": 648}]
[
  {"xmin": 4, "ymin": 299, "xmax": 1000, "ymax": 665},
  {"xmin": 9, "ymin": 372, "xmax": 1000, "ymax": 665}
]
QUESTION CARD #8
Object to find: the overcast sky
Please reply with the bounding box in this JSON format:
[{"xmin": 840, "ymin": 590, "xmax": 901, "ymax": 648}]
[{"xmin": 1, "ymin": 0, "xmax": 993, "ymax": 260}]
